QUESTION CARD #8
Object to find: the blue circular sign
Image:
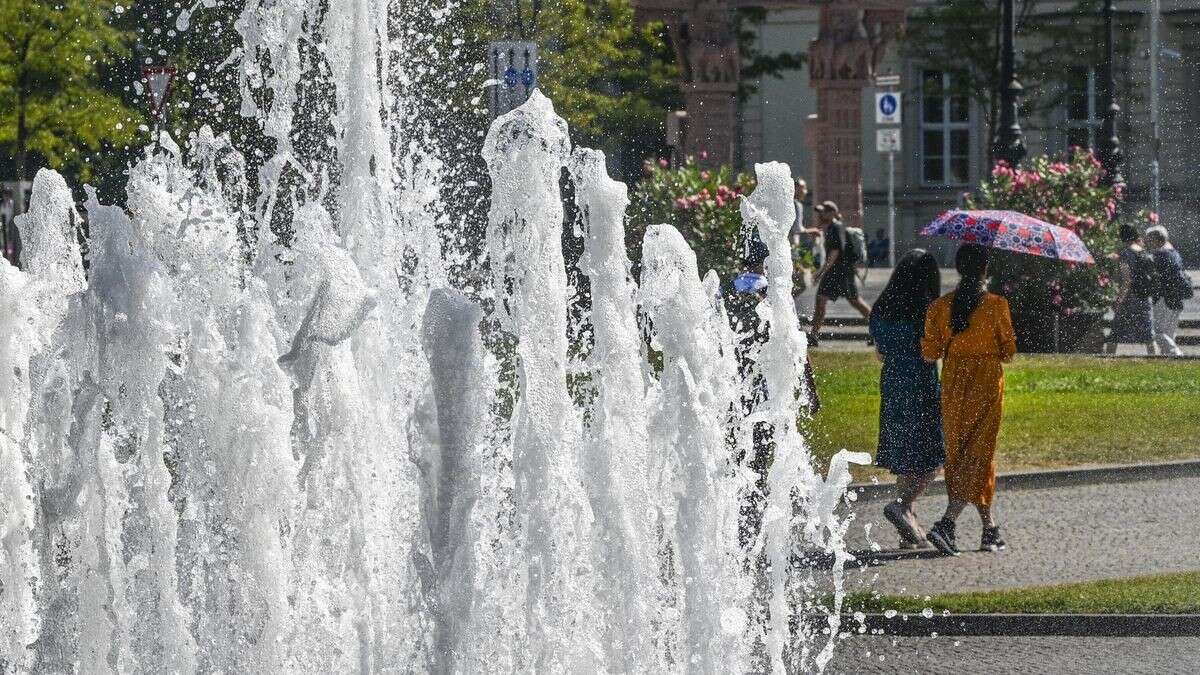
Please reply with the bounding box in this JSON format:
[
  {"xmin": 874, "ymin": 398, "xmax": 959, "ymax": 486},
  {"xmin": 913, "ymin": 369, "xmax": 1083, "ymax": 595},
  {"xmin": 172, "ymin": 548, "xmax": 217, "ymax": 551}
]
[
  {"xmin": 521, "ymin": 68, "xmax": 535, "ymax": 87},
  {"xmin": 880, "ymin": 94, "xmax": 898, "ymax": 116},
  {"xmin": 504, "ymin": 66, "xmax": 520, "ymax": 88}
]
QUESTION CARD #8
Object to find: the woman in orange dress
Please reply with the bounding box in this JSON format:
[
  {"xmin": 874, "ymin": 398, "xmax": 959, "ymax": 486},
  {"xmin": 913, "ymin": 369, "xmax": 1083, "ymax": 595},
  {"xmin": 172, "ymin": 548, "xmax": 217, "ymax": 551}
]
[{"xmin": 920, "ymin": 244, "xmax": 1016, "ymax": 556}]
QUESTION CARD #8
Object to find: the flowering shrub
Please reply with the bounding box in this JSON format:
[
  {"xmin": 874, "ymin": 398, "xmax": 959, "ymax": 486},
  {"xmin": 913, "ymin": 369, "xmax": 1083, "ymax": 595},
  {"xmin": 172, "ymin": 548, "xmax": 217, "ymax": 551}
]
[
  {"xmin": 628, "ymin": 155, "xmax": 757, "ymax": 283},
  {"xmin": 968, "ymin": 148, "xmax": 1122, "ymax": 319}
]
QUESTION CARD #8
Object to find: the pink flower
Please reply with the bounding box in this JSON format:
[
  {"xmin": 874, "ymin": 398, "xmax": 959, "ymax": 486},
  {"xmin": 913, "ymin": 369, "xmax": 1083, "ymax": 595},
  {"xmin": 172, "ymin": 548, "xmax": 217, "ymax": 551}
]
[
  {"xmin": 715, "ymin": 196, "xmax": 726, "ymax": 207},
  {"xmin": 1105, "ymin": 199, "xmax": 1117, "ymax": 219},
  {"xmin": 658, "ymin": 158, "xmax": 669, "ymax": 168},
  {"xmin": 1049, "ymin": 162, "xmax": 1069, "ymax": 175},
  {"xmin": 700, "ymin": 171, "xmax": 710, "ymax": 180},
  {"xmin": 674, "ymin": 197, "xmax": 688, "ymax": 209},
  {"xmin": 1148, "ymin": 211, "xmax": 1160, "ymax": 224},
  {"xmin": 1098, "ymin": 275, "xmax": 1110, "ymax": 287},
  {"xmin": 700, "ymin": 150, "xmax": 709, "ymax": 160},
  {"xmin": 1052, "ymin": 294, "xmax": 1063, "ymax": 306}
]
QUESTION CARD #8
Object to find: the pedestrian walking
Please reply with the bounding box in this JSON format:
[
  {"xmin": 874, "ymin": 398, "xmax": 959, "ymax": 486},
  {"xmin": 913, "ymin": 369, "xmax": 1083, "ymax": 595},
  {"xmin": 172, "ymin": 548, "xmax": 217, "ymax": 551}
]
[
  {"xmin": 808, "ymin": 201, "xmax": 871, "ymax": 346},
  {"xmin": 1145, "ymin": 225, "xmax": 1192, "ymax": 357},
  {"xmin": 789, "ymin": 178, "xmax": 814, "ymax": 302},
  {"xmin": 921, "ymin": 243, "xmax": 1016, "ymax": 556},
  {"xmin": 869, "ymin": 250, "xmax": 944, "ymax": 550},
  {"xmin": 1104, "ymin": 225, "xmax": 1156, "ymax": 355},
  {"xmin": 790, "ymin": 179, "xmax": 821, "ymax": 268}
]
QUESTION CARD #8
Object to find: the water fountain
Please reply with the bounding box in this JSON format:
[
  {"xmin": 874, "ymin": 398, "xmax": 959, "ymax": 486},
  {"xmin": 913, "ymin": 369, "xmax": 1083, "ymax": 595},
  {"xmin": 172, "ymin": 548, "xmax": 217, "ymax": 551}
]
[{"xmin": 0, "ymin": 1, "xmax": 867, "ymax": 672}]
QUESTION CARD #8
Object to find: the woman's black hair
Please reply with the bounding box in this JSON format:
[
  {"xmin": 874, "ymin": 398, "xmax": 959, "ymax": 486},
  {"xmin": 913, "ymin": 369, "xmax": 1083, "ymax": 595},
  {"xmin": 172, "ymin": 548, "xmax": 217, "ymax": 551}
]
[
  {"xmin": 950, "ymin": 243, "xmax": 990, "ymax": 334},
  {"xmin": 871, "ymin": 249, "xmax": 941, "ymax": 323},
  {"xmin": 1118, "ymin": 224, "xmax": 1140, "ymax": 244}
]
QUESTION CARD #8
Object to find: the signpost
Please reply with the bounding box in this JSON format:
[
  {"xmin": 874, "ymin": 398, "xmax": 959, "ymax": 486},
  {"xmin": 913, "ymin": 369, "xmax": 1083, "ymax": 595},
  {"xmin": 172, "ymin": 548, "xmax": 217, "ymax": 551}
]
[
  {"xmin": 488, "ymin": 42, "xmax": 538, "ymax": 119},
  {"xmin": 875, "ymin": 77, "xmax": 901, "ymax": 266},
  {"xmin": 142, "ymin": 66, "xmax": 175, "ymax": 150},
  {"xmin": 875, "ymin": 92, "xmax": 901, "ymax": 125}
]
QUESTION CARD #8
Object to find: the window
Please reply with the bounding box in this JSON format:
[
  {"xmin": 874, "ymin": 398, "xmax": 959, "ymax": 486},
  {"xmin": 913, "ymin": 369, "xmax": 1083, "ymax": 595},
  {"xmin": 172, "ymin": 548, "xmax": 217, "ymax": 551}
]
[
  {"xmin": 1065, "ymin": 67, "xmax": 1099, "ymax": 150},
  {"xmin": 921, "ymin": 70, "xmax": 971, "ymax": 186}
]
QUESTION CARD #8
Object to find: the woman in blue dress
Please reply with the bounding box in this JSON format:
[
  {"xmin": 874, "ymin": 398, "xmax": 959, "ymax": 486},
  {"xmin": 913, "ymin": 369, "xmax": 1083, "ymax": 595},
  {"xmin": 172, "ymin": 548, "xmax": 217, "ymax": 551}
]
[{"xmin": 869, "ymin": 249, "xmax": 945, "ymax": 549}]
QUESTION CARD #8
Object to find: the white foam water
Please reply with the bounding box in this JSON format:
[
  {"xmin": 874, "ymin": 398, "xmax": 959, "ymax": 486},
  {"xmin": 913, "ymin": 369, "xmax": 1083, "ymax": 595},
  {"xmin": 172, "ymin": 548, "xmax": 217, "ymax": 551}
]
[{"xmin": 0, "ymin": 1, "xmax": 865, "ymax": 672}]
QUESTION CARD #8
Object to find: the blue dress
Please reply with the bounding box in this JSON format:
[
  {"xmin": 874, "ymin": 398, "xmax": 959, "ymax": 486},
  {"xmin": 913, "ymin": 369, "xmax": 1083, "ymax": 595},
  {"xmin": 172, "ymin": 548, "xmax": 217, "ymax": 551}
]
[{"xmin": 869, "ymin": 315, "xmax": 945, "ymax": 475}]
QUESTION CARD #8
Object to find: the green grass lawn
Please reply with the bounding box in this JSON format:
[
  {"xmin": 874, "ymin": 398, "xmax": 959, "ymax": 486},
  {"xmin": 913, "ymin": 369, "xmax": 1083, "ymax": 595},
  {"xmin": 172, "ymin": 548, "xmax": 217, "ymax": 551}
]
[
  {"xmin": 805, "ymin": 352, "xmax": 1200, "ymax": 482},
  {"xmin": 843, "ymin": 571, "xmax": 1200, "ymax": 615}
]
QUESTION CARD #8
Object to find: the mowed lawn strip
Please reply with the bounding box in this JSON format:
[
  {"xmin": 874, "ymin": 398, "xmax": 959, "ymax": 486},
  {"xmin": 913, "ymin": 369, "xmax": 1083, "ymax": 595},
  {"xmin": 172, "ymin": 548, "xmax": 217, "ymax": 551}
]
[
  {"xmin": 843, "ymin": 571, "xmax": 1200, "ymax": 615},
  {"xmin": 805, "ymin": 352, "xmax": 1200, "ymax": 482}
]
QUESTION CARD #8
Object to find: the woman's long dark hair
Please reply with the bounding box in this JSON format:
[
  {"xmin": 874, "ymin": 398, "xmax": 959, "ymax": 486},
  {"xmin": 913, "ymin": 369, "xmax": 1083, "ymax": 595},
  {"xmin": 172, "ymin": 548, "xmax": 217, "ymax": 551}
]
[
  {"xmin": 871, "ymin": 249, "xmax": 941, "ymax": 323},
  {"xmin": 951, "ymin": 243, "xmax": 990, "ymax": 334}
]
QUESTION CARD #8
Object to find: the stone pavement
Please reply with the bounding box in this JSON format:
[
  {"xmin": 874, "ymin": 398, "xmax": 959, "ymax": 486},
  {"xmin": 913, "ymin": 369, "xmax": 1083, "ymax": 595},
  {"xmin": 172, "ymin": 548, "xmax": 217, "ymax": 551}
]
[
  {"xmin": 827, "ymin": 636, "xmax": 1200, "ymax": 673},
  {"xmin": 842, "ymin": 474, "xmax": 1200, "ymax": 596}
]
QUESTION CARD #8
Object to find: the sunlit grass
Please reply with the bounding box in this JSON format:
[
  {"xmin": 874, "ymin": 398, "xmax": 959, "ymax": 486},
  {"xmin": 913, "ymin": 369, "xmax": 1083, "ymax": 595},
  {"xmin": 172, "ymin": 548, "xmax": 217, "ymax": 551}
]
[
  {"xmin": 804, "ymin": 352, "xmax": 1200, "ymax": 482},
  {"xmin": 843, "ymin": 571, "xmax": 1200, "ymax": 615}
]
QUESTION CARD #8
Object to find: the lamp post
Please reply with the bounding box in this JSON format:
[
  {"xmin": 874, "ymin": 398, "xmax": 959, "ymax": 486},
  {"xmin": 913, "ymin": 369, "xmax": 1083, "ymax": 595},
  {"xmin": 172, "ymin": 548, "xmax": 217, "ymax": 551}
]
[
  {"xmin": 1149, "ymin": 0, "xmax": 1161, "ymax": 213},
  {"xmin": 1098, "ymin": 0, "xmax": 1125, "ymax": 188},
  {"xmin": 992, "ymin": 0, "xmax": 1026, "ymax": 168}
]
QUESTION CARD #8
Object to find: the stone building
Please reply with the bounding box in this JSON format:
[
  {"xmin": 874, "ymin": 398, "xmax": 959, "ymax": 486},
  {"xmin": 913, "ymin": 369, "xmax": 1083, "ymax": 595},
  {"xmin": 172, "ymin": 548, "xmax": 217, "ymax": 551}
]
[{"xmin": 737, "ymin": 1, "xmax": 1200, "ymax": 265}]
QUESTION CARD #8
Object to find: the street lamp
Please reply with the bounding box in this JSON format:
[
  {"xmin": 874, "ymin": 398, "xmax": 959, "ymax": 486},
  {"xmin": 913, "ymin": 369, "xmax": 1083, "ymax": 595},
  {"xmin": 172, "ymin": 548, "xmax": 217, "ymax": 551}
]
[
  {"xmin": 992, "ymin": 0, "xmax": 1026, "ymax": 168},
  {"xmin": 1098, "ymin": 0, "xmax": 1125, "ymax": 188}
]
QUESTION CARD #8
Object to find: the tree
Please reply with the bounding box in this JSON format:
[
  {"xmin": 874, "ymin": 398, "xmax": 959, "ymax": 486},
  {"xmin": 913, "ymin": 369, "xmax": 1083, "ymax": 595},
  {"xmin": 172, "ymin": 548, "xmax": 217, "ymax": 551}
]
[
  {"xmin": 902, "ymin": 0, "xmax": 1108, "ymax": 167},
  {"xmin": 0, "ymin": 0, "xmax": 138, "ymax": 199}
]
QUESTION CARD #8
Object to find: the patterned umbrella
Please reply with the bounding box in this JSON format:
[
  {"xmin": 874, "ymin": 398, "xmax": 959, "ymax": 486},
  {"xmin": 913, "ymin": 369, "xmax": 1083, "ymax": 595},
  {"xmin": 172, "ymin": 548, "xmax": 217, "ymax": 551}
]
[{"xmin": 921, "ymin": 209, "xmax": 1095, "ymax": 264}]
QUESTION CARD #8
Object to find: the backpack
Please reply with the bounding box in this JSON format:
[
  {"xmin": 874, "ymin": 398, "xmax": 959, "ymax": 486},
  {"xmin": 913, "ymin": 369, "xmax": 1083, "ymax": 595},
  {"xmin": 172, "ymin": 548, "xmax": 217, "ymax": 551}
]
[
  {"xmin": 1154, "ymin": 249, "xmax": 1194, "ymax": 304},
  {"xmin": 842, "ymin": 226, "xmax": 869, "ymax": 280},
  {"xmin": 1128, "ymin": 249, "xmax": 1160, "ymax": 300}
]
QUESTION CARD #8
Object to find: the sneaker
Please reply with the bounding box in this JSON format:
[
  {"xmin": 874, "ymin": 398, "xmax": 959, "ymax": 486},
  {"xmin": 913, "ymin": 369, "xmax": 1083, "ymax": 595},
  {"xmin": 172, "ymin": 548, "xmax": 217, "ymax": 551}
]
[
  {"xmin": 926, "ymin": 518, "xmax": 960, "ymax": 557},
  {"xmin": 981, "ymin": 525, "xmax": 1007, "ymax": 552},
  {"xmin": 808, "ymin": 332, "xmax": 821, "ymax": 348},
  {"xmin": 883, "ymin": 501, "xmax": 921, "ymax": 545}
]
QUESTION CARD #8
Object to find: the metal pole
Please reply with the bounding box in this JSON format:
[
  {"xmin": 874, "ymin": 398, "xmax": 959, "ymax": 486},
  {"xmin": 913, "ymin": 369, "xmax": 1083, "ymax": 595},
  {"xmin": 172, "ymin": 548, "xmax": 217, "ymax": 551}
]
[
  {"xmin": 888, "ymin": 150, "xmax": 896, "ymax": 267},
  {"xmin": 992, "ymin": 0, "xmax": 1026, "ymax": 168},
  {"xmin": 1099, "ymin": 0, "xmax": 1125, "ymax": 188},
  {"xmin": 1150, "ymin": 0, "xmax": 1161, "ymax": 213}
]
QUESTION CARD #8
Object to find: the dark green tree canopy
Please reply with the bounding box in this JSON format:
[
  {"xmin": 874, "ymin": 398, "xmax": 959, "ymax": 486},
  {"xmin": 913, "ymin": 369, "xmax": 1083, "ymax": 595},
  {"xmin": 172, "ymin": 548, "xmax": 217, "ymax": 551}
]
[{"xmin": 0, "ymin": 0, "xmax": 137, "ymax": 186}]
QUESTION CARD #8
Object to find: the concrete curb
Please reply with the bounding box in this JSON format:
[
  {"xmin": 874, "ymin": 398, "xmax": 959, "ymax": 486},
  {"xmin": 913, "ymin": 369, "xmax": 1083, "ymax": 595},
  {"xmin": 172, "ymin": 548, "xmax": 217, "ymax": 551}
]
[
  {"xmin": 849, "ymin": 458, "xmax": 1200, "ymax": 503},
  {"xmin": 829, "ymin": 613, "xmax": 1200, "ymax": 637}
]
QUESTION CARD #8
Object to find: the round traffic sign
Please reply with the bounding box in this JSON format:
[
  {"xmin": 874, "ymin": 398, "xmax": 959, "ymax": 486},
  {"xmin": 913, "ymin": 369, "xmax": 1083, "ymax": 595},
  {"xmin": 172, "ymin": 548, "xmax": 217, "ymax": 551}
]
[{"xmin": 879, "ymin": 94, "xmax": 898, "ymax": 117}]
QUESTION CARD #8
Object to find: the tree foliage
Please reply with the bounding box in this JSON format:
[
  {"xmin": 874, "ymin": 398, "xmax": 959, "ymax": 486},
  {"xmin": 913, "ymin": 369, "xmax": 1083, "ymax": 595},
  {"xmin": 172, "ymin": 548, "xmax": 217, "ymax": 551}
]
[{"xmin": 0, "ymin": 0, "xmax": 138, "ymax": 185}]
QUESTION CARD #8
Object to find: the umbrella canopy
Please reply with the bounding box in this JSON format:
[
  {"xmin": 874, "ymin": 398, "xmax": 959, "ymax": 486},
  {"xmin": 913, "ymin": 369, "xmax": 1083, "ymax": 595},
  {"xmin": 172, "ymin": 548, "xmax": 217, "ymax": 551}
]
[{"xmin": 922, "ymin": 209, "xmax": 1095, "ymax": 264}]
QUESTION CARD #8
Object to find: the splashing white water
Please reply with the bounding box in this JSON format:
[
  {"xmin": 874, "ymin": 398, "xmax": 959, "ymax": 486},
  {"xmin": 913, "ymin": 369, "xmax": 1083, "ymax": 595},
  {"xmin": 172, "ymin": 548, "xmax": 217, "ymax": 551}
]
[{"xmin": 0, "ymin": 2, "xmax": 866, "ymax": 672}]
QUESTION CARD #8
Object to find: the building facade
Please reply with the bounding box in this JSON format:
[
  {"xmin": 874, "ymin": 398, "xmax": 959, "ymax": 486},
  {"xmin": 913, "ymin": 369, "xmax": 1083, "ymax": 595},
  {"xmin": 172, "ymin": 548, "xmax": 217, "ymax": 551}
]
[{"xmin": 742, "ymin": 1, "xmax": 1200, "ymax": 264}]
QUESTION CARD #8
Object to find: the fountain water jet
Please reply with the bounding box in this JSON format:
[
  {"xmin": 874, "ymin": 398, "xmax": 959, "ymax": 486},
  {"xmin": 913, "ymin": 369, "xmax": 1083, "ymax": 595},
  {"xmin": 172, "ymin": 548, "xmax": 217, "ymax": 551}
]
[{"xmin": 0, "ymin": 2, "xmax": 868, "ymax": 671}]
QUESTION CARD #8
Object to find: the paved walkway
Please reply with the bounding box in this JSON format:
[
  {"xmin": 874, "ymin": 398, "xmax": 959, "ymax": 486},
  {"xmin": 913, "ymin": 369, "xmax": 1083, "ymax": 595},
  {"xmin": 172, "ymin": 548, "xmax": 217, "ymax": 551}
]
[
  {"xmin": 842, "ymin": 474, "xmax": 1200, "ymax": 596},
  {"xmin": 828, "ymin": 636, "xmax": 1200, "ymax": 673},
  {"xmin": 798, "ymin": 268, "xmax": 1200, "ymax": 321}
]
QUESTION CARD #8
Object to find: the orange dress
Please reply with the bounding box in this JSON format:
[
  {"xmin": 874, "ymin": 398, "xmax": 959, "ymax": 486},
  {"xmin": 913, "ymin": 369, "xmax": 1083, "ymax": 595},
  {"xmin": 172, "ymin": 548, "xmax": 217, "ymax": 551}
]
[{"xmin": 921, "ymin": 292, "xmax": 1017, "ymax": 507}]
